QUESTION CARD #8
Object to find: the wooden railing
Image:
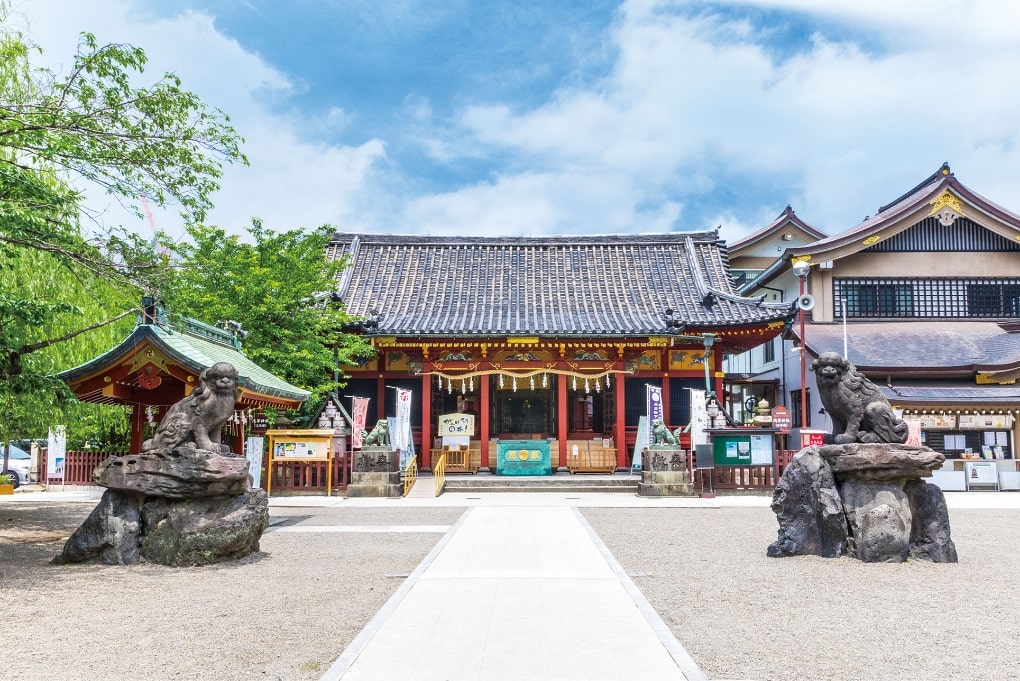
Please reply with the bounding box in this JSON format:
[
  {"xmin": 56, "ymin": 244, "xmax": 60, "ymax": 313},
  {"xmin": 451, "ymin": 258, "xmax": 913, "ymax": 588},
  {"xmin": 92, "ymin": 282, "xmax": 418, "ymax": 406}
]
[
  {"xmin": 403, "ymin": 455, "xmax": 417, "ymax": 497},
  {"xmin": 433, "ymin": 453, "xmax": 446, "ymax": 497},
  {"xmin": 40, "ymin": 450, "xmax": 124, "ymax": 485},
  {"xmin": 690, "ymin": 449, "xmax": 797, "ymax": 491}
]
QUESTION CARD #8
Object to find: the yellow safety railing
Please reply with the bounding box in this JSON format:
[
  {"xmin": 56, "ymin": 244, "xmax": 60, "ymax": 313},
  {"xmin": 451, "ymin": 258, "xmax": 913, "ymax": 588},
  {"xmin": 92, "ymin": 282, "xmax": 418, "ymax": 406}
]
[
  {"xmin": 433, "ymin": 453, "xmax": 446, "ymax": 497},
  {"xmin": 402, "ymin": 454, "xmax": 417, "ymax": 497}
]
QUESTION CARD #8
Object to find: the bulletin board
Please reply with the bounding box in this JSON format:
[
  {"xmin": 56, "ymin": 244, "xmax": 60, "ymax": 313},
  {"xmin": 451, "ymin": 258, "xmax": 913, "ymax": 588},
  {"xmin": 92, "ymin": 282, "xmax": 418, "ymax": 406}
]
[{"xmin": 266, "ymin": 429, "xmax": 336, "ymax": 496}]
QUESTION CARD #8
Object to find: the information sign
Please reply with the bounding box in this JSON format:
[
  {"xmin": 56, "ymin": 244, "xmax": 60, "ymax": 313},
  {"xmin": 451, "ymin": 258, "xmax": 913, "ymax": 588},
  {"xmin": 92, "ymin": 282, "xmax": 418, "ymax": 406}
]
[{"xmin": 771, "ymin": 406, "xmax": 791, "ymax": 434}]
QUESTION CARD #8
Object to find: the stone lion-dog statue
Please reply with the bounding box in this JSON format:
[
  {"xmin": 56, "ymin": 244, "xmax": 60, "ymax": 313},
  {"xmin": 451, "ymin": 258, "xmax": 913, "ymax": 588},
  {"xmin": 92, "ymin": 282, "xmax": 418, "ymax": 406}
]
[
  {"xmin": 362, "ymin": 419, "xmax": 391, "ymax": 447},
  {"xmin": 141, "ymin": 362, "xmax": 239, "ymax": 455},
  {"xmin": 810, "ymin": 352, "xmax": 908, "ymax": 445},
  {"xmin": 651, "ymin": 419, "xmax": 678, "ymax": 446}
]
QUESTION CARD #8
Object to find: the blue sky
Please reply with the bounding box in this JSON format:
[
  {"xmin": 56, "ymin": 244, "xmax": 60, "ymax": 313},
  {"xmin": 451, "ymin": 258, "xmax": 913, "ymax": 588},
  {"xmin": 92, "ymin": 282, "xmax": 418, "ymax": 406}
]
[{"xmin": 13, "ymin": 1, "xmax": 1020, "ymax": 244}]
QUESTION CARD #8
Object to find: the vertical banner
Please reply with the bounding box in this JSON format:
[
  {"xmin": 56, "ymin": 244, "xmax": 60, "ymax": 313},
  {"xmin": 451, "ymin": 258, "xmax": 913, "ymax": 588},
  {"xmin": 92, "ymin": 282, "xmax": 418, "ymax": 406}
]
[
  {"xmin": 394, "ymin": 388, "xmax": 413, "ymax": 466},
  {"xmin": 688, "ymin": 389, "xmax": 708, "ymax": 446},
  {"xmin": 646, "ymin": 384, "xmax": 663, "ymax": 444},
  {"xmin": 245, "ymin": 436, "xmax": 264, "ymax": 489},
  {"xmin": 47, "ymin": 425, "xmax": 66, "ymax": 481},
  {"xmin": 352, "ymin": 397, "xmax": 369, "ymax": 449}
]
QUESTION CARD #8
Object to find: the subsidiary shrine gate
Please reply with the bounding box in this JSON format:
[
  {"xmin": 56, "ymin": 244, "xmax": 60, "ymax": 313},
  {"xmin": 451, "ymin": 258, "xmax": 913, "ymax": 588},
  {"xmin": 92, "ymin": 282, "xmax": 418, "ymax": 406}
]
[{"xmin": 327, "ymin": 232, "xmax": 797, "ymax": 472}]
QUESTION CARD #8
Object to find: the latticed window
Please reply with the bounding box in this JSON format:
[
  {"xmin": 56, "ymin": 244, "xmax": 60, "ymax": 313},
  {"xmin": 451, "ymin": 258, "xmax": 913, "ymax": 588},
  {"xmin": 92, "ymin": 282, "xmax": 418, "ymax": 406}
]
[{"xmin": 834, "ymin": 278, "xmax": 1020, "ymax": 319}]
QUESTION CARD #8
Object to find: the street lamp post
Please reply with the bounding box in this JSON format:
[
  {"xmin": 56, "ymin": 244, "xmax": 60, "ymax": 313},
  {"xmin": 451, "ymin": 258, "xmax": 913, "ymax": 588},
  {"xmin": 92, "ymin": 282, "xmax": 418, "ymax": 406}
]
[{"xmin": 792, "ymin": 260, "xmax": 811, "ymax": 438}]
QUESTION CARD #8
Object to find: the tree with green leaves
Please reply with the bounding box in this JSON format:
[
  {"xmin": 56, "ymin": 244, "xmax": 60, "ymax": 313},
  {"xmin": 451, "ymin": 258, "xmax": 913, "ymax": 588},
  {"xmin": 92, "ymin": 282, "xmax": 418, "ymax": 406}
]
[
  {"xmin": 0, "ymin": 8, "xmax": 246, "ymax": 472},
  {"xmin": 164, "ymin": 220, "xmax": 376, "ymax": 421}
]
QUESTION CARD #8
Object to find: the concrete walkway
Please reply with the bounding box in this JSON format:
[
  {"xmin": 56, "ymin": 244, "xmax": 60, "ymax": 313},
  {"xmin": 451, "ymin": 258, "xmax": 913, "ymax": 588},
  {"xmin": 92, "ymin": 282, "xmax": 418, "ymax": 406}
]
[{"xmin": 320, "ymin": 505, "xmax": 706, "ymax": 681}]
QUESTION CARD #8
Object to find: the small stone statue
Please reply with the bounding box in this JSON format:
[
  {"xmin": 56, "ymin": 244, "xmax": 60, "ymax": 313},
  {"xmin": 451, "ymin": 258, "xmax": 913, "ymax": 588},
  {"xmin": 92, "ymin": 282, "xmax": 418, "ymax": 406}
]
[
  {"xmin": 362, "ymin": 419, "xmax": 391, "ymax": 446},
  {"xmin": 651, "ymin": 419, "xmax": 677, "ymax": 446}
]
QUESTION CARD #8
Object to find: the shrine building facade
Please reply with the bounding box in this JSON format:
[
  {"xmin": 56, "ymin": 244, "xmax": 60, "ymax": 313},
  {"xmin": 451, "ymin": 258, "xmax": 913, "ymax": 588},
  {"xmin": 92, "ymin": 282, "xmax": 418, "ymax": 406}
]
[{"xmin": 327, "ymin": 232, "xmax": 797, "ymax": 471}]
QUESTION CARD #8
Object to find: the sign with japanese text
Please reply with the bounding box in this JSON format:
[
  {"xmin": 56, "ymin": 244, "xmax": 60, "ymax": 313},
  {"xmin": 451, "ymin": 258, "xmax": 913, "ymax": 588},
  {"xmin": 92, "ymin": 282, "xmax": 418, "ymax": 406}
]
[{"xmin": 438, "ymin": 413, "xmax": 475, "ymax": 437}]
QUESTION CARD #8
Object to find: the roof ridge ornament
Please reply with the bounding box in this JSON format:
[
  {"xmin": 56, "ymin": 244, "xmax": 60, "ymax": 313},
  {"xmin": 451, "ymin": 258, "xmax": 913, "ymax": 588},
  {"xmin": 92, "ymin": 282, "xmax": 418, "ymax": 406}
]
[{"xmin": 928, "ymin": 189, "xmax": 966, "ymax": 226}]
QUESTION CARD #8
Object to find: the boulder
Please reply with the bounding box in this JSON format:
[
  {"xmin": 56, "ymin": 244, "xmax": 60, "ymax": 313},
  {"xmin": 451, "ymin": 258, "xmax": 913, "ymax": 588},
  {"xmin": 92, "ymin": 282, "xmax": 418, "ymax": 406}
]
[
  {"xmin": 905, "ymin": 479, "xmax": 958, "ymax": 563},
  {"xmin": 53, "ymin": 489, "xmax": 143, "ymax": 565},
  {"xmin": 840, "ymin": 481, "xmax": 910, "ymax": 562},
  {"xmin": 819, "ymin": 443, "xmax": 944, "ymax": 483},
  {"xmin": 767, "ymin": 447, "xmax": 848, "ymax": 558},
  {"xmin": 93, "ymin": 448, "xmax": 249, "ymax": 499},
  {"xmin": 140, "ymin": 489, "xmax": 269, "ymax": 566}
]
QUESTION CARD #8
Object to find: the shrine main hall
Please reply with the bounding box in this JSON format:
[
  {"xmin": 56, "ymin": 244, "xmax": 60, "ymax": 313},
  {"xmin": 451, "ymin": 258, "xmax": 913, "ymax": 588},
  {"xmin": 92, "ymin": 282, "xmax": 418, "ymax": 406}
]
[{"xmin": 328, "ymin": 232, "xmax": 795, "ymax": 473}]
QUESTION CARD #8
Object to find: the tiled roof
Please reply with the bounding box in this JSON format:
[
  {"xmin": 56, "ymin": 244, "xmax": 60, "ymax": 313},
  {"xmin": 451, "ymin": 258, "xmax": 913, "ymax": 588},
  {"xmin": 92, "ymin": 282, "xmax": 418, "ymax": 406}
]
[
  {"xmin": 59, "ymin": 318, "xmax": 310, "ymax": 403},
  {"xmin": 880, "ymin": 383, "xmax": 1020, "ymax": 405},
  {"xmin": 800, "ymin": 322, "xmax": 1020, "ymax": 372},
  {"xmin": 326, "ymin": 232, "xmax": 797, "ymax": 337}
]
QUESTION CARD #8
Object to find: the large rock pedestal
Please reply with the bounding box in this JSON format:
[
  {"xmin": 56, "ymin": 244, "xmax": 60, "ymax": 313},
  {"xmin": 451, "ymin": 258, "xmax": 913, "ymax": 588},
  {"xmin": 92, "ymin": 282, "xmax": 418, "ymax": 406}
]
[
  {"xmin": 347, "ymin": 446, "xmax": 402, "ymax": 498},
  {"xmin": 54, "ymin": 449, "xmax": 267, "ymax": 567},
  {"xmin": 768, "ymin": 444, "xmax": 958, "ymax": 563},
  {"xmin": 638, "ymin": 446, "xmax": 694, "ymax": 496}
]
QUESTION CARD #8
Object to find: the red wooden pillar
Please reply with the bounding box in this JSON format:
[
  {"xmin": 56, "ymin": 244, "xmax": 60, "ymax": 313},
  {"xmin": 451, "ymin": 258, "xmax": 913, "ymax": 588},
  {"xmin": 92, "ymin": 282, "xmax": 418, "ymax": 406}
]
[
  {"xmin": 130, "ymin": 404, "xmax": 146, "ymax": 454},
  {"xmin": 615, "ymin": 368, "xmax": 627, "ymax": 470},
  {"xmin": 376, "ymin": 377, "xmax": 386, "ymax": 422},
  {"xmin": 557, "ymin": 373, "xmax": 568, "ymax": 470},
  {"xmin": 661, "ymin": 373, "xmax": 671, "ymax": 429},
  {"xmin": 421, "ymin": 368, "xmax": 432, "ymax": 469},
  {"xmin": 480, "ymin": 374, "xmax": 491, "ymax": 470}
]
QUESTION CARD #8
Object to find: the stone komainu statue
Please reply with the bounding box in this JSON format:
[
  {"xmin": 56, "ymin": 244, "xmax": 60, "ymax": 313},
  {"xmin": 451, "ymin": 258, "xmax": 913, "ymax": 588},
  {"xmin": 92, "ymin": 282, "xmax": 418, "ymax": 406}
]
[
  {"xmin": 651, "ymin": 419, "xmax": 677, "ymax": 446},
  {"xmin": 141, "ymin": 362, "xmax": 239, "ymax": 455},
  {"xmin": 362, "ymin": 419, "xmax": 391, "ymax": 447},
  {"xmin": 810, "ymin": 352, "xmax": 908, "ymax": 445}
]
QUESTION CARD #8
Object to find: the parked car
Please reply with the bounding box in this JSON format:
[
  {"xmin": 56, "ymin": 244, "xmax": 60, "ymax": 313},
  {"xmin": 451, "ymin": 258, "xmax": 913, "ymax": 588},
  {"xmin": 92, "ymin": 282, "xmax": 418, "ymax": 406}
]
[{"xmin": 2, "ymin": 444, "xmax": 32, "ymax": 488}]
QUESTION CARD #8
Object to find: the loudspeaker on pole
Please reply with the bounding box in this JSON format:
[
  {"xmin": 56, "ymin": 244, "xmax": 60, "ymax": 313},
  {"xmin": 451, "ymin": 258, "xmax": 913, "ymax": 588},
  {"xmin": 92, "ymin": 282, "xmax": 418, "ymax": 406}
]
[{"xmin": 797, "ymin": 294, "xmax": 815, "ymax": 311}]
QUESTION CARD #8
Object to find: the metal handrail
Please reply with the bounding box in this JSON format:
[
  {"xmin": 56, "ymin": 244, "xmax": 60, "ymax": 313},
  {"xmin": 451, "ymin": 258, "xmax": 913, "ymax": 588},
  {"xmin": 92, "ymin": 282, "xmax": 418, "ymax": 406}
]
[
  {"xmin": 402, "ymin": 455, "xmax": 417, "ymax": 497},
  {"xmin": 434, "ymin": 453, "xmax": 446, "ymax": 497}
]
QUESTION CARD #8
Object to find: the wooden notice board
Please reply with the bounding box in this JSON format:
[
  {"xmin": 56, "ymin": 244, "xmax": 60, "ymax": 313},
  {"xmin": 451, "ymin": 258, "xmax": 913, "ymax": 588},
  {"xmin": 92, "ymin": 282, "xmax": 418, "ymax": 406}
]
[{"xmin": 266, "ymin": 429, "xmax": 336, "ymax": 496}]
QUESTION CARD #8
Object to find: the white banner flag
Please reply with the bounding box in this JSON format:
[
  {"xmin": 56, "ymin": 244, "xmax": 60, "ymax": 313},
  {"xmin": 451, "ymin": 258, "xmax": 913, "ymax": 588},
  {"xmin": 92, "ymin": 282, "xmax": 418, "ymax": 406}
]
[
  {"xmin": 47, "ymin": 425, "xmax": 66, "ymax": 480},
  {"xmin": 688, "ymin": 389, "xmax": 708, "ymax": 446},
  {"xmin": 393, "ymin": 388, "xmax": 412, "ymax": 454}
]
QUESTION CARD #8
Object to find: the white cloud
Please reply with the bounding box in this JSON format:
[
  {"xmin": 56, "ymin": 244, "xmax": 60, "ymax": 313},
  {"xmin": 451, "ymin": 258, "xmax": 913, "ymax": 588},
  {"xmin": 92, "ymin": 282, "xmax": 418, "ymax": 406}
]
[
  {"xmin": 15, "ymin": 0, "xmax": 388, "ymax": 238},
  {"xmin": 14, "ymin": 0, "xmax": 1020, "ymax": 242},
  {"xmin": 423, "ymin": 0, "xmax": 1020, "ymax": 235}
]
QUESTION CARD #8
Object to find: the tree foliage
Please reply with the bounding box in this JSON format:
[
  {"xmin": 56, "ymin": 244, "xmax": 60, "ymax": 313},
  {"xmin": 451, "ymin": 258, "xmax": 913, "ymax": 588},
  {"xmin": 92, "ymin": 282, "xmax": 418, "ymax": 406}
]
[
  {"xmin": 163, "ymin": 221, "xmax": 376, "ymax": 416},
  {"xmin": 0, "ymin": 7, "xmax": 246, "ymax": 467}
]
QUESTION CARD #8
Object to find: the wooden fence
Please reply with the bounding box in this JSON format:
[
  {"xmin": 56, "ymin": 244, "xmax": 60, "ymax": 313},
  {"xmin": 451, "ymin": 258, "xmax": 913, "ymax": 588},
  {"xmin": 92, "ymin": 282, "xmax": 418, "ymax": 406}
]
[
  {"xmin": 690, "ymin": 449, "xmax": 797, "ymax": 491},
  {"xmin": 40, "ymin": 450, "xmax": 124, "ymax": 486}
]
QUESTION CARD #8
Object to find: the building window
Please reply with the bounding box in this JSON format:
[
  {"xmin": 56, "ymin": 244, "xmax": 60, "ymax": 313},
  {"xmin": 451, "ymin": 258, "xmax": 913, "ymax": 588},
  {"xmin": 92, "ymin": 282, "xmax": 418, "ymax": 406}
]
[
  {"xmin": 763, "ymin": 338, "xmax": 776, "ymax": 364},
  {"xmin": 835, "ymin": 278, "xmax": 1020, "ymax": 319},
  {"xmin": 840, "ymin": 282, "xmax": 914, "ymax": 317},
  {"xmin": 790, "ymin": 388, "xmax": 811, "ymax": 428}
]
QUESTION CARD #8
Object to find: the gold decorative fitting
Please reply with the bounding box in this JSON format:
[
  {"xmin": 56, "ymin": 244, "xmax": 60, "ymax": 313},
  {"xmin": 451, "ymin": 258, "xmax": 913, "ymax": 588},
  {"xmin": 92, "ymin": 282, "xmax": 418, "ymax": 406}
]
[
  {"xmin": 862, "ymin": 236, "xmax": 881, "ymax": 246},
  {"xmin": 927, "ymin": 190, "xmax": 966, "ymax": 226},
  {"xmin": 507, "ymin": 336, "xmax": 539, "ymax": 345},
  {"xmin": 103, "ymin": 376, "xmax": 112, "ymax": 383}
]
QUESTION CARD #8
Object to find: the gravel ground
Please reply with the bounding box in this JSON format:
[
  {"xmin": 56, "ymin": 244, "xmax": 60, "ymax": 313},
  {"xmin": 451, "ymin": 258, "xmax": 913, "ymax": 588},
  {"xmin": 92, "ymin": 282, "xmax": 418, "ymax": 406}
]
[
  {"xmin": 0, "ymin": 501, "xmax": 465, "ymax": 681},
  {"xmin": 582, "ymin": 505, "xmax": 1020, "ymax": 681},
  {"xmin": 3, "ymin": 499, "xmax": 1018, "ymax": 681}
]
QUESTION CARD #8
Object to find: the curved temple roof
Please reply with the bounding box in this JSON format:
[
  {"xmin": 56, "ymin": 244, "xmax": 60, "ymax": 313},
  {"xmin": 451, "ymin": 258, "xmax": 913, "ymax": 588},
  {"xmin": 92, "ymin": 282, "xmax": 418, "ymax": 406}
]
[
  {"xmin": 59, "ymin": 316, "xmax": 310, "ymax": 408},
  {"xmin": 326, "ymin": 232, "xmax": 797, "ymax": 338}
]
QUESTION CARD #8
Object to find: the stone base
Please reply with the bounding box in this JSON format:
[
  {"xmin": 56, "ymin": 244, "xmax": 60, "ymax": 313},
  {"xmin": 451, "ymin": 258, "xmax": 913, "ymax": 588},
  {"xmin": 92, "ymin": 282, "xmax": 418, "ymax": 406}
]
[
  {"xmin": 638, "ymin": 470, "xmax": 694, "ymax": 496},
  {"xmin": 54, "ymin": 488, "xmax": 268, "ymax": 566},
  {"xmin": 768, "ymin": 445, "xmax": 957, "ymax": 563},
  {"xmin": 347, "ymin": 471, "xmax": 402, "ymax": 498}
]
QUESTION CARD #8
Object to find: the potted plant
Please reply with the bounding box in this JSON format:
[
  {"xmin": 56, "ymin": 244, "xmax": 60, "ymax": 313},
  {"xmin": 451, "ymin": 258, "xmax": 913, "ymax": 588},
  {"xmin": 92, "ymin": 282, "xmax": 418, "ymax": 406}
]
[{"xmin": 0, "ymin": 473, "xmax": 14, "ymax": 495}]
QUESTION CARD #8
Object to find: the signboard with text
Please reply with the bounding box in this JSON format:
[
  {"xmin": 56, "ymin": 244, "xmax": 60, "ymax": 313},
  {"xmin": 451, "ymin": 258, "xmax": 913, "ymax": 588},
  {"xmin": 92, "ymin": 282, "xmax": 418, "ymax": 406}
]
[
  {"xmin": 771, "ymin": 406, "xmax": 791, "ymax": 434},
  {"xmin": 438, "ymin": 413, "xmax": 475, "ymax": 437}
]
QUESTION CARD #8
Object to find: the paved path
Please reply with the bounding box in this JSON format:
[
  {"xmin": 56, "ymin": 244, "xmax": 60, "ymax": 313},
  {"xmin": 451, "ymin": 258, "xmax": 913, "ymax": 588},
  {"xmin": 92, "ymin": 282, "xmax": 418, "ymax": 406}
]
[{"xmin": 320, "ymin": 505, "xmax": 706, "ymax": 681}]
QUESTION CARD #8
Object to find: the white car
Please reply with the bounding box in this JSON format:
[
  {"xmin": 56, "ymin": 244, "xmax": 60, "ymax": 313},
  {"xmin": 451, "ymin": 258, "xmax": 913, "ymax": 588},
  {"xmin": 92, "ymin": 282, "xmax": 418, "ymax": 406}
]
[{"xmin": 2, "ymin": 444, "xmax": 32, "ymax": 488}]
